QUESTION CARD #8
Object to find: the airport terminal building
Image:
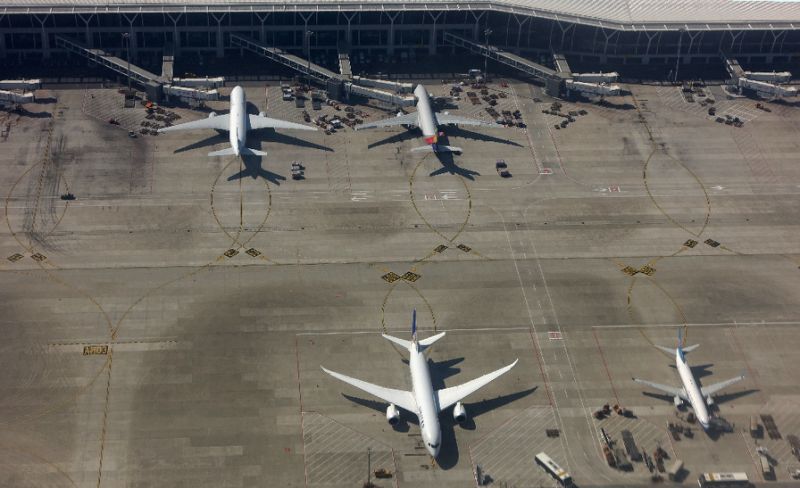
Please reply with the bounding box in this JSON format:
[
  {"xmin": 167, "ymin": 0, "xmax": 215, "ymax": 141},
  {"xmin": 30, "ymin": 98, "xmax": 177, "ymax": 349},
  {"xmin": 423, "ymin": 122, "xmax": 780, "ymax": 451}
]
[{"xmin": 2, "ymin": 0, "xmax": 800, "ymax": 71}]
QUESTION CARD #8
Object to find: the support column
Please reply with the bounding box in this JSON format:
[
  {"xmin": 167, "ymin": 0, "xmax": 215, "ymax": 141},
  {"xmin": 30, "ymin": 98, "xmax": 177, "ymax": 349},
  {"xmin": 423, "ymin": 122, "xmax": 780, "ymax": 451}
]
[
  {"xmin": 123, "ymin": 13, "xmax": 139, "ymax": 61},
  {"xmin": 600, "ymin": 29, "xmax": 619, "ymax": 62},
  {"xmin": 504, "ymin": 12, "xmax": 511, "ymax": 46},
  {"xmin": 768, "ymin": 30, "xmax": 786, "ymax": 61},
  {"xmin": 684, "ymin": 30, "xmax": 700, "ymax": 63},
  {"xmin": 255, "ymin": 13, "xmax": 270, "ymax": 44},
  {"xmin": 78, "ymin": 13, "xmax": 94, "ymax": 47},
  {"xmin": 643, "ymin": 31, "xmax": 659, "ymax": 63},
  {"xmin": 513, "ymin": 14, "xmax": 529, "ymax": 52},
  {"xmin": 729, "ymin": 30, "xmax": 744, "ymax": 53},
  {"xmin": 384, "ymin": 12, "xmax": 399, "ymax": 55},
  {"xmin": 428, "ymin": 11, "xmax": 442, "ymax": 55},
  {"xmin": 342, "ymin": 13, "xmax": 356, "ymax": 45},
  {"xmin": 34, "ymin": 14, "xmax": 50, "ymax": 59},
  {"xmin": 300, "ymin": 12, "xmax": 313, "ymax": 56},
  {"xmin": 469, "ymin": 11, "xmax": 485, "ymax": 40},
  {"xmin": 167, "ymin": 13, "xmax": 183, "ymax": 55},
  {"xmin": 0, "ymin": 17, "xmax": 6, "ymax": 59},
  {"xmin": 211, "ymin": 13, "xmax": 227, "ymax": 58},
  {"xmin": 555, "ymin": 21, "xmax": 575, "ymax": 51}
]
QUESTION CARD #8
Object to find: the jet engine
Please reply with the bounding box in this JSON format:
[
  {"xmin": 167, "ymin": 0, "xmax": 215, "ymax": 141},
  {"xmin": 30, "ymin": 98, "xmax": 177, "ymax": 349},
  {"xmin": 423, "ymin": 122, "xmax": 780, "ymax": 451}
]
[
  {"xmin": 453, "ymin": 402, "xmax": 467, "ymax": 423},
  {"xmin": 673, "ymin": 396, "xmax": 683, "ymax": 407},
  {"xmin": 208, "ymin": 112, "xmax": 217, "ymax": 118},
  {"xmin": 706, "ymin": 395, "xmax": 714, "ymax": 406},
  {"xmin": 258, "ymin": 111, "xmax": 266, "ymax": 117},
  {"xmin": 386, "ymin": 404, "xmax": 400, "ymax": 426}
]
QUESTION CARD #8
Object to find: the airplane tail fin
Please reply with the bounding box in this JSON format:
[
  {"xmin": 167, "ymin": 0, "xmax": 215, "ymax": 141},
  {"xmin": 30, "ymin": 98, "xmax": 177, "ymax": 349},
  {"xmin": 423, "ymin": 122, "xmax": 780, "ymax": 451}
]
[
  {"xmin": 655, "ymin": 329, "xmax": 699, "ymax": 356},
  {"xmin": 381, "ymin": 309, "xmax": 446, "ymax": 352}
]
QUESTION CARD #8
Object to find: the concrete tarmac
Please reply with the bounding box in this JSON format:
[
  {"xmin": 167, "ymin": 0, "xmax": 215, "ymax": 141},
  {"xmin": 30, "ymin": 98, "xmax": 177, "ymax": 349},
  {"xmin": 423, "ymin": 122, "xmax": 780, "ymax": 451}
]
[{"xmin": 0, "ymin": 80, "xmax": 798, "ymax": 487}]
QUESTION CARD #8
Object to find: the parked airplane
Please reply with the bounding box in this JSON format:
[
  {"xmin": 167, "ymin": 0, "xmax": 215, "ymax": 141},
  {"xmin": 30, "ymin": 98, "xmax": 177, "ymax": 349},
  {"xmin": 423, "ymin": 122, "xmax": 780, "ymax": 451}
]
[
  {"xmin": 354, "ymin": 84, "xmax": 497, "ymax": 154},
  {"xmin": 158, "ymin": 85, "xmax": 316, "ymax": 157},
  {"xmin": 632, "ymin": 331, "xmax": 745, "ymax": 431},
  {"xmin": 321, "ymin": 310, "xmax": 518, "ymax": 458}
]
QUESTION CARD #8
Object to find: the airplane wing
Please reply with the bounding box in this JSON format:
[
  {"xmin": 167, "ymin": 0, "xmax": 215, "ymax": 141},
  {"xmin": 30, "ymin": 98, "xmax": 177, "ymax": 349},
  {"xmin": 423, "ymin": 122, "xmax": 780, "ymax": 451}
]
[
  {"xmin": 435, "ymin": 113, "xmax": 497, "ymax": 128},
  {"xmin": 700, "ymin": 375, "xmax": 745, "ymax": 397},
  {"xmin": 158, "ymin": 114, "xmax": 230, "ymax": 133},
  {"xmin": 355, "ymin": 113, "xmax": 419, "ymax": 131},
  {"xmin": 436, "ymin": 359, "xmax": 518, "ymax": 411},
  {"xmin": 248, "ymin": 114, "xmax": 316, "ymax": 131},
  {"xmin": 321, "ymin": 366, "xmax": 417, "ymax": 413},
  {"xmin": 632, "ymin": 377, "xmax": 688, "ymax": 400}
]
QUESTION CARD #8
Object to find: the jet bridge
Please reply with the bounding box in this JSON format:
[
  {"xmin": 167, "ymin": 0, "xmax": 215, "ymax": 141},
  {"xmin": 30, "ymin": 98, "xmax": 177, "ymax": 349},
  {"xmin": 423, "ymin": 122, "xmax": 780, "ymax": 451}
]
[
  {"xmin": 56, "ymin": 35, "xmax": 162, "ymax": 87},
  {"xmin": 0, "ymin": 90, "xmax": 34, "ymax": 104},
  {"xmin": 338, "ymin": 43, "xmax": 353, "ymax": 79},
  {"xmin": 0, "ymin": 80, "xmax": 41, "ymax": 90},
  {"xmin": 444, "ymin": 33, "xmax": 621, "ymax": 98},
  {"xmin": 551, "ymin": 52, "xmax": 620, "ymax": 96},
  {"xmin": 55, "ymin": 36, "xmax": 218, "ymax": 102},
  {"xmin": 723, "ymin": 54, "xmax": 796, "ymax": 99},
  {"xmin": 230, "ymin": 34, "xmax": 414, "ymax": 107},
  {"xmin": 0, "ymin": 79, "xmax": 39, "ymax": 105},
  {"xmin": 230, "ymin": 34, "xmax": 341, "ymax": 85},
  {"xmin": 443, "ymin": 32, "xmax": 564, "ymax": 95}
]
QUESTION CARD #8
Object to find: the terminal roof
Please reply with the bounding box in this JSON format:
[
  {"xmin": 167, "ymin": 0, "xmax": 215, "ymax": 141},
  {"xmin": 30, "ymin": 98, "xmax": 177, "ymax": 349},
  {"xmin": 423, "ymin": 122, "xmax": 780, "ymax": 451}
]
[{"xmin": 3, "ymin": 0, "xmax": 800, "ymax": 31}]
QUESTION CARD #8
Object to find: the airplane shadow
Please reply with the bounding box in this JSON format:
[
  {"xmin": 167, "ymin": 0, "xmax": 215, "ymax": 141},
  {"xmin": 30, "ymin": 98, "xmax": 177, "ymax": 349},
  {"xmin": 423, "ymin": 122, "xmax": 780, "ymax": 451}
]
[
  {"xmin": 669, "ymin": 363, "xmax": 715, "ymax": 380},
  {"xmin": 437, "ymin": 387, "xmax": 537, "ymax": 469},
  {"xmin": 367, "ymin": 129, "xmax": 419, "ymax": 149},
  {"xmin": 226, "ymin": 156, "xmax": 287, "ymax": 184},
  {"xmin": 446, "ymin": 126, "xmax": 524, "ymax": 148},
  {"xmin": 174, "ymin": 131, "xmax": 227, "ymax": 153},
  {"xmin": 254, "ymin": 129, "xmax": 333, "ymax": 152},
  {"xmin": 429, "ymin": 146, "xmax": 480, "ymax": 180},
  {"xmin": 709, "ymin": 388, "xmax": 759, "ymax": 409},
  {"xmin": 226, "ymin": 138, "xmax": 286, "ymax": 184}
]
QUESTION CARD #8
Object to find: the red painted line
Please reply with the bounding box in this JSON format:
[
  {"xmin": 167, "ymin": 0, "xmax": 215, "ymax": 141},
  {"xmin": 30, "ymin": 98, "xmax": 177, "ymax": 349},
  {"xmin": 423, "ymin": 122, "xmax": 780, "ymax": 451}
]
[
  {"xmin": 592, "ymin": 328, "xmax": 620, "ymax": 404},
  {"xmin": 528, "ymin": 328, "xmax": 555, "ymax": 407}
]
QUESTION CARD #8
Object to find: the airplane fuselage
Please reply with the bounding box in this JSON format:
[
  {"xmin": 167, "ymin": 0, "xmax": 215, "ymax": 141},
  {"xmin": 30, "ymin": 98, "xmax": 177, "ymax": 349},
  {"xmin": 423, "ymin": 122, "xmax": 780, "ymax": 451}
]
[
  {"xmin": 409, "ymin": 342, "xmax": 442, "ymax": 458},
  {"xmin": 413, "ymin": 85, "xmax": 441, "ymax": 150},
  {"xmin": 229, "ymin": 85, "xmax": 248, "ymax": 156},
  {"xmin": 675, "ymin": 349, "xmax": 711, "ymax": 430}
]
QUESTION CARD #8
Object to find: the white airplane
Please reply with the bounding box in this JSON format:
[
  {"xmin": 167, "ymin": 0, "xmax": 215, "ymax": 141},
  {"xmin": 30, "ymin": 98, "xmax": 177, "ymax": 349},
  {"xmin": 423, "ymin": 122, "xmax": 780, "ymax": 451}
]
[
  {"xmin": 321, "ymin": 310, "xmax": 518, "ymax": 458},
  {"xmin": 158, "ymin": 85, "xmax": 316, "ymax": 157},
  {"xmin": 632, "ymin": 331, "xmax": 745, "ymax": 431},
  {"xmin": 355, "ymin": 84, "xmax": 497, "ymax": 154}
]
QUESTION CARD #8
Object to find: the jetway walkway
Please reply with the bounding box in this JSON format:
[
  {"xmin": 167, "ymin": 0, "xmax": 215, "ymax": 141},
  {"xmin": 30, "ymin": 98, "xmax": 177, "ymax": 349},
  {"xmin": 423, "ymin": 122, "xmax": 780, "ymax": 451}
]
[
  {"xmin": 723, "ymin": 53, "xmax": 796, "ymax": 99},
  {"xmin": 443, "ymin": 32, "xmax": 562, "ymax": 88},
  {"xmin": 0, "ymin": 90, "xmax": 34, "ymax": 104},
  {"xmin": 56, "ymin": 35, "xmax": 163, "ymax": 87},
  {"xmin": 338, "ymin": 43, "xmax": 353, "ymax": 79},
  {"xmin": 443, "ymin": 32, "xmax": 621, "ymax": 98},
  {"xmin": 0, "ymin": 80, "xmax": 41, "ymax": 90},
  {"xmin": 55, "ymin": 36, "xmax": 219, "ymax": 102},
  {"xmin": 230, "ymin": 34, "xmax": 414, "ymax": 106},
  {"xmin": 0, "ymin": 79, "xmax": 39, "ymax": 105},
  {"xmin": 230, "ymin": 34, "xmax": 341, "ymax": 84}
]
